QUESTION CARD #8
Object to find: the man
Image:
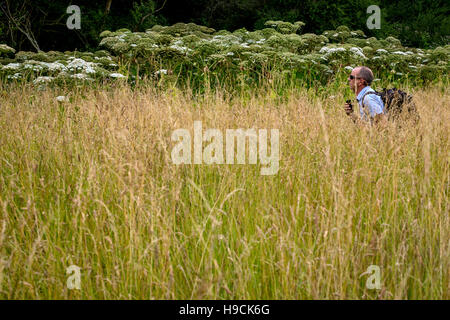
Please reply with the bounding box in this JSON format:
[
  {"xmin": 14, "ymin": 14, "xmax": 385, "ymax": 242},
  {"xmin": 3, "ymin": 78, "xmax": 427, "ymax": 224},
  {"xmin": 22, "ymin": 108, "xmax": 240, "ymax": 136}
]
[{"xmin": 344, "ymin": 66, "xmax": 386, "ymax": 124}]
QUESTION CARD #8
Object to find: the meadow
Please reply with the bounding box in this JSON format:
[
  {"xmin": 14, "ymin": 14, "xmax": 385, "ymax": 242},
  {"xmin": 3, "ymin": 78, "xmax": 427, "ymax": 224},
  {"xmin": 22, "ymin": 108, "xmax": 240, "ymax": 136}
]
[{"xmin": 0, "ymin": 78, "xmax": 448, "ymax": 299}]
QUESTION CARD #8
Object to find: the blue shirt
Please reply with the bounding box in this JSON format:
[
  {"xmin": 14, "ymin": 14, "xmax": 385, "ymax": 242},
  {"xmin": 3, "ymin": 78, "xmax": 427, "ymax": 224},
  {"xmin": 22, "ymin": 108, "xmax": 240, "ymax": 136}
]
[{"xmin": 357, "ymin": 86, "xmax": 384, "ymax": 120}]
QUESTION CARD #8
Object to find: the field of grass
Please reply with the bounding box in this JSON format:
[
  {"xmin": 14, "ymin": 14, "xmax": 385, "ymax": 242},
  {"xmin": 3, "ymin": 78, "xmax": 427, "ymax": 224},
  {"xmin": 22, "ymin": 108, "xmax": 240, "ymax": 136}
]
[{"xmin": 0, "ymin": 80, "xmax": 448, "ymax": 299}]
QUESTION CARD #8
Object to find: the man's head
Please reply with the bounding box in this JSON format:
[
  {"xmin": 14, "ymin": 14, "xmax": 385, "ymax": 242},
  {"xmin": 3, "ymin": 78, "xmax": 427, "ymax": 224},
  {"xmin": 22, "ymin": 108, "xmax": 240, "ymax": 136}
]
[{"xmin": 348, "ymin": 66, "xmax": 374, "ymax": 93}]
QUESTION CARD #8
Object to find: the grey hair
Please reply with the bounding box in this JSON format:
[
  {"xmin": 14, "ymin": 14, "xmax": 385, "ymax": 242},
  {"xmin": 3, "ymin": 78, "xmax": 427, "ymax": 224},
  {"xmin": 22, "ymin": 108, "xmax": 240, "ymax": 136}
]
[{"xmin": 357, "ymin": 66, "xmax": 374, "ymax": 85}]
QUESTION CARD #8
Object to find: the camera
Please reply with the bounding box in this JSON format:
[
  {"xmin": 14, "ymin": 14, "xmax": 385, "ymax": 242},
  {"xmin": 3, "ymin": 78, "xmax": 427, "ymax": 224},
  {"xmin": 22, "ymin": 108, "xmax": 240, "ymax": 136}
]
[{"xmin": 345, "ymin": 99, "xmax": 353, "ymax": 114}]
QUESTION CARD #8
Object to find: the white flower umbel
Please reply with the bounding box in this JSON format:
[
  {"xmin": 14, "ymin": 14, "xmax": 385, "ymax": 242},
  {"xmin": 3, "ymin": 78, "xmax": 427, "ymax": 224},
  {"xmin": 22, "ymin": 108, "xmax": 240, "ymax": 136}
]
[
  {"xmin": 70, "ymin": 73, "xmax": 93, "ymax": 81},
  {"xmin": 109, "ymin": 73, "xmax": 127, "ymax": 78},
  {"xmin": 40, "ymin": 62, "xmax": 67, "ymax": 72},
  {"xmin": 67, "ymin": 58, "xmax": 97, "ymax": 74},
  {"xmin": 56, "ymin": 95, "xmax": 68, "ymax": 102},
  {"xmin": 33, "ymin": 76, "xmax": 54, "ymax": 84},
  {"xmin": 23, "ymin": 62, "xmax": 44, "ymax": 71},
  {"xmin": 319, "ymin": 46, "xmax": 346, "ymax": 55},
  {"xmin": 169, "ymin": 44, "xmax": 192, "ymax": 54},
  {"xmin": 3, "ymin": 63, "xmax": 21, "ymax": 70},
  {"xmin": 155, "ymin": 69, "xmax": 168, "ymax": 75},
  {"xmin": 7, "ymin": 72, "xmax": 21, "ymax": 79},
  {"xmin": 350, "ymin": 47, "xmax": 367, "ymax": 59}
]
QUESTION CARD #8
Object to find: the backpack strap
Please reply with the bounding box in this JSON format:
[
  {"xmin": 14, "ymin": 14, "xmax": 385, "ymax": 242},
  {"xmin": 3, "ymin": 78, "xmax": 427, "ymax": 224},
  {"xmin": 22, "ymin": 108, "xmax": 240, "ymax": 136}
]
[
  {"xmin": 361, "ymin": 91, "xmax": 379, "ymax": 105},
  {"xmin": 360, "ymin": 91, "xmax": 379, "ymax": 115}
]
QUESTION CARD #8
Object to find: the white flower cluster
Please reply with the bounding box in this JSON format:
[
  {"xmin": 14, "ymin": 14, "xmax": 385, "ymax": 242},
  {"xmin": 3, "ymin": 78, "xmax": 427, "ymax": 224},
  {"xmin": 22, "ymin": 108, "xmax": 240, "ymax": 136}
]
[
  {"xmin": 0, "ymin": 50, "xmax": 126, "ymax": 84},
  {"xmin": 67, "ymin": 58, "xmax": 97, "ymax": 74},
  {"xmin": 155, "ymin": 69, "xmax": 168, "ymax": 75},
  {"xmin": 56, "ymin": 95, "xmax": 68, "ymax": 102},
  {"xmin": 349, "ymin": 47, "xmax": 366, "ymax": 59},
  {"xmin": 109, "ymin": 73, "xmax": 127, "ymax": 79},
  {"xmin": 33, "ymin": 76, "xmax": 54, "ymax": 84}
]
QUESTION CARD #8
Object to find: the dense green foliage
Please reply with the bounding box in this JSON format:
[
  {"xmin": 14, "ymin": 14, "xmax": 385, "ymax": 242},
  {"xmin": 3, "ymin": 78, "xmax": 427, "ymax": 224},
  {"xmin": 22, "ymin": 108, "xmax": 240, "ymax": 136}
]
[
  {"xmin": 1, "ymin": 0, "xmax": 449, "ymax": 52},
  {"xmin": 1, "ymin": 21, "xmax": 449, "ymax": 93}
]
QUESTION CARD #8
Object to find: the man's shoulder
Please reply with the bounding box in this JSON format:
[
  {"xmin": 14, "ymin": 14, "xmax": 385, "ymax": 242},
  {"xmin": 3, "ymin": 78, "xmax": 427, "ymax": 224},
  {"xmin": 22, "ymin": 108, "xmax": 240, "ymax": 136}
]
[
  {"xmin": 358, "ymin": 86, "xmax": 375, "ymax": 100},
  {"xmin": 362, "ymin": 87, "xmax": 382, "ymax": 101},
  {"xmin": 364, "ymin": 86, "xmax": 378, "ymax": 95},
  {"xmin": 362, "ymin": 87, "xmax": 384, "ymax": 115}
]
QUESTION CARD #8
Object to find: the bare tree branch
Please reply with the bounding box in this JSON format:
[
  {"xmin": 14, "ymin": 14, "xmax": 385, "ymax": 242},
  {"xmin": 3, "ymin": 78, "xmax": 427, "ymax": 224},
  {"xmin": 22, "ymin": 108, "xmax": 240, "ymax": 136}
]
[
  {"xmin": 105, "ymin": 0, "xmax": 113, "ymax": 14},
  {"xmin": 154, "ymin": 0, "xmax": 168, "ymax": 14},
  {"xmin": 139, "ymin": 0, "xmax": 168, "ymax": 26},
  {"xmin": 0, "ymin": 0, "xmax": 41, "ymax": 52}
]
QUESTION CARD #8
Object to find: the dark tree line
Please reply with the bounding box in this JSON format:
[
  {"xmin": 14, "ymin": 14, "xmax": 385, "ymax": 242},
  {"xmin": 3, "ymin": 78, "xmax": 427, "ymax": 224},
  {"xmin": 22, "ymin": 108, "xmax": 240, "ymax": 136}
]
[{"xmin": 0, "ymin": 0, "xmax": 448, "ymax": 52}]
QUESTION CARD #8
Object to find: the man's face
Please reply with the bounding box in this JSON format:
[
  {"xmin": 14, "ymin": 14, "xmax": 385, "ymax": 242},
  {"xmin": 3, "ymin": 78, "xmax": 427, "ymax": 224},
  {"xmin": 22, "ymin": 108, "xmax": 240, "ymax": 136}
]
[{"xmin": 348, "ymin": 68, "xmax": 363, "ymax": 91}]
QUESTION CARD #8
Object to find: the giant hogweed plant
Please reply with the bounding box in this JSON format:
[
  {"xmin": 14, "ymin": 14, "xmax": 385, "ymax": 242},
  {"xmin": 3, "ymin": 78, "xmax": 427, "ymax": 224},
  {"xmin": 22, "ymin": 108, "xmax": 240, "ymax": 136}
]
[{"xmin": 0, "ymin": 21, "xmax": 448, "ymax": 90}]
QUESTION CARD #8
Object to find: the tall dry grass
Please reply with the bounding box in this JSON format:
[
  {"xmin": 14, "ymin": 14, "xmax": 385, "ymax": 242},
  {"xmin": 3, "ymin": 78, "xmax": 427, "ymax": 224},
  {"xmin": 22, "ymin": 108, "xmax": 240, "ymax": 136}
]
[{"xmin": 0, "ymin": 82, "xmax": 448, "ymax": 299}]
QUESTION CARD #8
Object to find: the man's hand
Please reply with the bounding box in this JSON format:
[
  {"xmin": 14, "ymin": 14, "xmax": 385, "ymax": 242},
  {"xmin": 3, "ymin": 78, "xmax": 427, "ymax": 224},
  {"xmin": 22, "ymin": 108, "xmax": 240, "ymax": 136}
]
[
  {"xmin": 344, "ymin": 101, "xmax": 353, "ymax": 115},
  {"xmin": 344, "ymin": 100, "xmax": 360, "ymax": 123}
]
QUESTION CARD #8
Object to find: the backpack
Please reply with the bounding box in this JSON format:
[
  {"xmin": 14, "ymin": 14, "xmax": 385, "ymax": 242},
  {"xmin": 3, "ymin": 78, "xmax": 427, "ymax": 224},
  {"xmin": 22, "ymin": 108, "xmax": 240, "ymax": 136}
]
[{"xmin": 363, "ymin": 88, "xmax": 418, "ymax": 120}]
